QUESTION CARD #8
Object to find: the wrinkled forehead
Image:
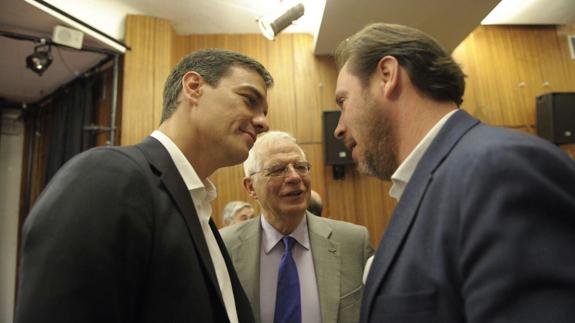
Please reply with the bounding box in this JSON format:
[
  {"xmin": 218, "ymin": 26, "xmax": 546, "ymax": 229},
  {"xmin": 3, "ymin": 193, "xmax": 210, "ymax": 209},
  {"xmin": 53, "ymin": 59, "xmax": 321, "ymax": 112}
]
[{"xmin": 260, "ymin": 141, "xmax": 306, "ymax": 166}]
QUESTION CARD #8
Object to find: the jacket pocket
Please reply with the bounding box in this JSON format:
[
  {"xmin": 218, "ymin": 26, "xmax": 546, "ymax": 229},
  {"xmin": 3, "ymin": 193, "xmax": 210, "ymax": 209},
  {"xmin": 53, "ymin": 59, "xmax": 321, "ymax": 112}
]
[
  {"xmin": 340, "ymin": 284, "xmax": 363, "ymax": 310},
  {"xmin": 338, "ymin": 285, "xmax": 363, "ymax": 323}
]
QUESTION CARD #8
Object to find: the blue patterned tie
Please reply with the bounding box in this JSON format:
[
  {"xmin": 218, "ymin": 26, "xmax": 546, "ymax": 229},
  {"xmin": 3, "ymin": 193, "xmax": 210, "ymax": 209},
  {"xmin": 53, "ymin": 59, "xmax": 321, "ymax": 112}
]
[{"xmin": 274, "ymin": 236, "xmax": 301, "ymax": 323}]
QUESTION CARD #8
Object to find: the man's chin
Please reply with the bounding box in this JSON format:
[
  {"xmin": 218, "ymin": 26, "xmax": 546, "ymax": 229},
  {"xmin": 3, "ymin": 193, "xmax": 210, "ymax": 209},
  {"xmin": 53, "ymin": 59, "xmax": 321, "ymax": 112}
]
[
  {"xmin": 224, "ymin": 148, "xmax": 249, "ymax": 167},
  {"xmin": 357, "ymin": 147, "xmax": 395, "ymax": 180},
  {"xmin": 280, "ymin": 206, "xmax": 307, "ymax": 217},
  {"xmin": 356, "ymin": 162, "xmax": 378, "ymax": 177}
]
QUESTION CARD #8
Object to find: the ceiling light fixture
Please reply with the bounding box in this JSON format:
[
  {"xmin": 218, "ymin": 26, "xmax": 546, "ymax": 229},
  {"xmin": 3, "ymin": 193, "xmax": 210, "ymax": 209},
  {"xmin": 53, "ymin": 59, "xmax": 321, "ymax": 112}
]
[
  {"xmin": 258, "ymin": 3, "xmax": 305, "ymax": 40},
  {"xmin": 26, "ymin": 40, "xmax": 53, "ymax": 76},
  {"xmin": 24, "ymin": 0, "xmax": 128, "ymax": 53}
]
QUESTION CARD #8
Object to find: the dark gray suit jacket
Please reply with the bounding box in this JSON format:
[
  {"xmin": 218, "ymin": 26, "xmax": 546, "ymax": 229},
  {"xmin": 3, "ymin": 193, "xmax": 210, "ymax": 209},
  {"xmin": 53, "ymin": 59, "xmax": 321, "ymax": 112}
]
[
  {"xmin": 16, "ymin": 137, "xmax": 254, "ymax": 323},
  {"xmin": 361, "ymin": 109, "xmax": 575, "ymax": 323}
]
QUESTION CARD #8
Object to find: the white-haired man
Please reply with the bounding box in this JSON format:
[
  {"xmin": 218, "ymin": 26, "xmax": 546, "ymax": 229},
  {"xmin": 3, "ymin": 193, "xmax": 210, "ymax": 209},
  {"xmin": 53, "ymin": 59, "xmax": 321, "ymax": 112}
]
[{"xmin": 221, "ymin": 131, "xmax": 374, "ymax": 323}]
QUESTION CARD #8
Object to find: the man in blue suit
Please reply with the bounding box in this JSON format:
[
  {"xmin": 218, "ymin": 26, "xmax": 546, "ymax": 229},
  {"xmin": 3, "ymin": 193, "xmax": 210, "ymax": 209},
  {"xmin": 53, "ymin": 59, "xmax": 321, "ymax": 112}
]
[{"xmin": 333, "ymin": 23, "xmax": 575, "ymax": 323}]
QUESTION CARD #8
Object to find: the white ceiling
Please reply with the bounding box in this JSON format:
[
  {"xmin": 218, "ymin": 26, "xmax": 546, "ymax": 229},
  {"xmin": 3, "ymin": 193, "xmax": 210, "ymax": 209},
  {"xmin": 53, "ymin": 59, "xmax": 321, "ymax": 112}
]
[
  {"xmin": 0, "ymin": 0, "xmax": 111, "ymax": 104},
  {"xmin": 315, "ymin": 0, "xmax": 501, "ymax": 55},
  {"xmin": 1, "ymin": 0, "xmax": 575, "ymax": 105}
]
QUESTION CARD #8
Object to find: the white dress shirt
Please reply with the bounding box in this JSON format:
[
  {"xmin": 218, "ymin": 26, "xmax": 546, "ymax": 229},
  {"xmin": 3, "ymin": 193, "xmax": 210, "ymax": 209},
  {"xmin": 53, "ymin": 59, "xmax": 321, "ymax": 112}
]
[
  {"xmin": 389, "ymin": 109, "xmax": 458, "ymax": 201},
  {"xmin": 259, "ymin": 214, "xmax": 321, "ymax": 323},
  {"xmin": 151, "ymin": 130, "xmax": 239, "ymax": 323}
]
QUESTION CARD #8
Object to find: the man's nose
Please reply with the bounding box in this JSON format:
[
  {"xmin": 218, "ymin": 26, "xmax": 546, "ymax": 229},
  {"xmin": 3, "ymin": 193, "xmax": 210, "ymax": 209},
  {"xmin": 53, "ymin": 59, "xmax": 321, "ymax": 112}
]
[
  {"xmin": 334, "ymin": 117, "xmax": 345, "ymax": 140},
  {"xmin": 284, "ymin": 165, "xmax": 302, "ymax": 182},
  {"xmin": 253, "ymin": 113, "xmax": 269, "ymax": 134}
]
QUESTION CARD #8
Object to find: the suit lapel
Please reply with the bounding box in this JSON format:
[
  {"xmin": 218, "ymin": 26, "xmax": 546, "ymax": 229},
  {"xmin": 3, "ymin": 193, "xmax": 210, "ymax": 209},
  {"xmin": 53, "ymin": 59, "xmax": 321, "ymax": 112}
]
[
  {"xmin": 308, "ymin": 213, "xmax": 340, "ymax": 323},
  {"xmin": 211, "ymin": 220, "xmax": 255, "ymax": 323},
  {"xmin": 137, "ymin": 137, "xmax": 224, "ymax": 304},
  {"xmin": 229, "ymin": 218, "xmax": 262, "ymax": 322},
  {"xmin": 361, "ymin": 110, "xmax": 480, "ymax": 322}
]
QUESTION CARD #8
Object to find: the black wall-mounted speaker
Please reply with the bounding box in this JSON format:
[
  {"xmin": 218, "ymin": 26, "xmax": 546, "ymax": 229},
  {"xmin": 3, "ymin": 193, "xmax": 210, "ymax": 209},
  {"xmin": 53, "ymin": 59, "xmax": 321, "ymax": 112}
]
[
  {"xmin": 323, "ymin": 110, "xmax": 354, "ymax": 165},
  {"xmin": 536, "ymin": 92, "xmax": 575, "ymax": 144}
]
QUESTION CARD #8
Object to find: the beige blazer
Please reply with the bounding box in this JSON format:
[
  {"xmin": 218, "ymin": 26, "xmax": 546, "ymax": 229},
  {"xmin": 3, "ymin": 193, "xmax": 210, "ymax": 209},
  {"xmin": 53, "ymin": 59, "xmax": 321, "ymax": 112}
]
[{"xmin": 221, "ymin": 212, "xmax": 374, "ymax": 323}]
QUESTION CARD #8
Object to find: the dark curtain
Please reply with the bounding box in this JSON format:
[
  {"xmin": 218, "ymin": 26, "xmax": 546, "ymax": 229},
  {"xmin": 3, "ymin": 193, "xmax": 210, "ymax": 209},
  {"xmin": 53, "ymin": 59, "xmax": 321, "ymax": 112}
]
[{"xmin": 44, "ymin": 75, "xmax": 103, "ymax": 184}]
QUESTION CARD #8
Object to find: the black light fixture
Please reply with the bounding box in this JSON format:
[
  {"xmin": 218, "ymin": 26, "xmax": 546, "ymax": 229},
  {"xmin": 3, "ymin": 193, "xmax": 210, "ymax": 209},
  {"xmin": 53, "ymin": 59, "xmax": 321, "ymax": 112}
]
[
  {"xmin": 258, "ymin": 3, "xmax": 305, "ymax": 40},
  {"xmin": 26, "ymin": 40, "xmax": 53, "ymax": 76}
]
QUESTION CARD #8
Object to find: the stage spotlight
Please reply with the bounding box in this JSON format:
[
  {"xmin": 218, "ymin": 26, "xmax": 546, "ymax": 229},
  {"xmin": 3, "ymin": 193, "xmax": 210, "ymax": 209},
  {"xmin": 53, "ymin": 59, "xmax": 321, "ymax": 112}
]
[
  {"xmin": 26, "ymin": 43, "xmax": 53, "ymax": 76},
  {"xmin": 258, "ymin": 3, "xmax": 305, "ymax": 40}
]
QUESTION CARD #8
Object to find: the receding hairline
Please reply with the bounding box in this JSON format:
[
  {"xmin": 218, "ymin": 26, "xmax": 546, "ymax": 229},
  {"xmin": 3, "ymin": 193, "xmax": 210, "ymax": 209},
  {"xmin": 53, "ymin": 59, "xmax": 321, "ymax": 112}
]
[{"xmin": 244, "ymin": 131, "xmax": 307, "ymax": 177}]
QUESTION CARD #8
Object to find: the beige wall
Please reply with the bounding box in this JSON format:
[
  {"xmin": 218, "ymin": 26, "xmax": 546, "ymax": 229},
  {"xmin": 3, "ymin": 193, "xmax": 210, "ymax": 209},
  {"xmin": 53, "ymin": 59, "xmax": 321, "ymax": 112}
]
[
  {"xmin": 122, "ymin": 16, "xmax": 575, "ymax": 246},
  {"xmin": 0, "ymin": 114, "xmax": 24, "ymax": 323}
]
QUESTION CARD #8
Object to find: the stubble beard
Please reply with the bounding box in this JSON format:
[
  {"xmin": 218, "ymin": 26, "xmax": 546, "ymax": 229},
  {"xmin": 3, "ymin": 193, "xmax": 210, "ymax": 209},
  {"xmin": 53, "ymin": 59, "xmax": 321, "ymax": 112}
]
[{"xmin": 357, "ymin": 97, "xmax": 398, "ymax": 181}]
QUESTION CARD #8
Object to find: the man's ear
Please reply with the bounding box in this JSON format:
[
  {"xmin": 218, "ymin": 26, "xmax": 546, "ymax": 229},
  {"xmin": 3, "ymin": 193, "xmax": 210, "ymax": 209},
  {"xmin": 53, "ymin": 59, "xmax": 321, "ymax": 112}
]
[
  {"xmin": 243, "ymin": 177, "xmax": 258, "ymax": 200},
  {"xmin": 181, "ymin": 71, "xmax": 203, "ymax": 105},
  {"xmin": 375, "ymin": 56, "xmax": 400, "ymax": 99}
]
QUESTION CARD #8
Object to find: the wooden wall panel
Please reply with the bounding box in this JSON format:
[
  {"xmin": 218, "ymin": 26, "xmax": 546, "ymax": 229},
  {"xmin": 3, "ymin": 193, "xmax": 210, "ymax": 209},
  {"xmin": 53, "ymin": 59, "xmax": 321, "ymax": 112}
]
[
  {"xmin": 122, "ymin": 16, "xmax": 155, "ymax": 145},
  {"xmin": 172, "ymin": 34, "xmax": 189, "ymax": 67},
  {"xmin": 453, "ymin": 24, "xmax": 575, "ymax": 159},
  {"xmin": 122, "ymin": 15, "xmax": 176, "ymax": 145},
  {"xmin": 316, "ymin": 56, "xmax": 339, "ymax": 111},
  {"xmin": 451, "ymin": 36, "xmax": 479, "ymax": 118},
  {"xmin": 353, "ymin": 175, "xmax": 396, "ymax": 246},
  {"xmin": 293, "ymin": 34, "xmax": 322, "ymax": 143},
  {"xmin": 265, "ymin": 34, "xmax": 298, "ymax": 135},
  {"xmin": 453, "ymin": 25, "xmax": 575, "ymax": 128},
  {"xmin": 300, "ymin": 143, "xmax": 326, "ymax": 202},
  {"xmin": 555, "ymin": 24, "xmax": 575, "ymax": 90},
  {"xmin": 324, "ymin": 166, "xmax": 360, "ymax": 224},
  {"xmin": 153, "ymin": 21, "xmax": 175, "ymax": 128}
]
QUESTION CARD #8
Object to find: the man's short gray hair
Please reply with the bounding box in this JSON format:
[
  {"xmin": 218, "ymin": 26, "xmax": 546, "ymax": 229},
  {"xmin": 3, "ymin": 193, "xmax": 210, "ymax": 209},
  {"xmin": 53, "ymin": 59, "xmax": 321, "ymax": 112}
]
[
  {"xmin": 243, "ymin": 131, "xmax": 306, "ymax": 177},
  {"xmin": 221, "ymin": 201, "xmax": 253, "ymax": 224}
]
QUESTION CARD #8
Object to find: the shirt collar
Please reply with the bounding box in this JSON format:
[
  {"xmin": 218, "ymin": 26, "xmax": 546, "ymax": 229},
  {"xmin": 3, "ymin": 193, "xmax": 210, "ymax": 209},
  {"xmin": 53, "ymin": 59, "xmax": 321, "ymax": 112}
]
[
  {"xmin": 151, "ymin": 130, "xmax": 217, "ymax": 201},
  {"xmin": 260, "ymin": 213, "xmax": 310, "ymax": 254},
  {"xmin": 389, "ymin": 109, "xmax": 457, "ymax": 201}
]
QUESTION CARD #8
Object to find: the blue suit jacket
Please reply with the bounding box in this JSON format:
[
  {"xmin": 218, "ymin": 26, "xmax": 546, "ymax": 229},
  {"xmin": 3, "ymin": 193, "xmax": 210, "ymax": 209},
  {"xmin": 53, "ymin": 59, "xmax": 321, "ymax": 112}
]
[{"xmin": 361, "ymin": 110, "xmax": 575, "ymax": 323}]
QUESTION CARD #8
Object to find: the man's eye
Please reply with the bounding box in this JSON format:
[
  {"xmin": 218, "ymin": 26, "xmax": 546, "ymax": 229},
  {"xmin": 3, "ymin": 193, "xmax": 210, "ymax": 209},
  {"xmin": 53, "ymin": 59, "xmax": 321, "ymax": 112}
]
[
  {"xmin": 267, "ymin": 166, "xmax": 285, "ymax": 176},
  {"xmin": 294, "ymin": 166, "xmax": 307, "ymax": 172},
  {"xmin": 244, "ymin": 95, "xmax": 256, "ymax": 106}
]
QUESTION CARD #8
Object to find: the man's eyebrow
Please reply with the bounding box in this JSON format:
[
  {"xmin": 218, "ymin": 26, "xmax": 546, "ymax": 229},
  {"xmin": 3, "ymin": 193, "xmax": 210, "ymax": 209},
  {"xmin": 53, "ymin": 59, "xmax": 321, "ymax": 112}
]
[{"xmin": 237, "ymin": 85, "xmax": 264, "ymax": 101}]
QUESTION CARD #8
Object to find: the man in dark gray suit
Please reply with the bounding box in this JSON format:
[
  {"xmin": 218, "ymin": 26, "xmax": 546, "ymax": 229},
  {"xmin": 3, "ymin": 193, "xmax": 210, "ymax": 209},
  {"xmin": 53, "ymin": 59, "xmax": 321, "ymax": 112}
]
[
  {"xmin": 16, "ymin": 49, "xmax": 273, "ymax": 323},
  {"xmin": 333, "ymin": 23, "xmax": 575, "ymax": 323}
]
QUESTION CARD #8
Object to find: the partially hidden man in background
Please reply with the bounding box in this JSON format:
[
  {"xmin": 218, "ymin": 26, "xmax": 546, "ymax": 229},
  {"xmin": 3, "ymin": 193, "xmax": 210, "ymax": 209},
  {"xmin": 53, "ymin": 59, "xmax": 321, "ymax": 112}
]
[
  {"xmin": 334, "ymin": 23, "xmax": 575, "ymax": 323},
  {"xmin": 221, "ymin": 131, "xmax": 374, "ymax": 323},
  {"xmin": 222, "ymin": 200, "xmax": 256, "ymax": 227},
  {"xmin": 16, "ymin": 49, "xmax": 274, "ymax": 323}
]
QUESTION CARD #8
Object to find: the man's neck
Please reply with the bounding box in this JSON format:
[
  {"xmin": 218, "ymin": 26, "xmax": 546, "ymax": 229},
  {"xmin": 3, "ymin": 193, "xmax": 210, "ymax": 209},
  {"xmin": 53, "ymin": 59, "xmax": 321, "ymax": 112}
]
[
  {"xmin": 157, "ymin": 122, "xmax": 215, "ymax": 180},
  {"xmin": 395, "ymin": 95, "xmax": 458, "ymax": 165},
  {"xmin": 263, "ymin": 211, "xmax": 305, "ymax": 236}
]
